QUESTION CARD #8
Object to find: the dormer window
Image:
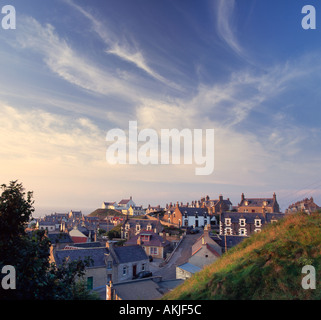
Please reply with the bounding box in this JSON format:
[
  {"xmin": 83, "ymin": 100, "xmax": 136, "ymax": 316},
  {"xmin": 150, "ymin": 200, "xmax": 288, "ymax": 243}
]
[
  {"xmin": 125, "ymin": 223, "xmax": 130, "ymax": 230},
  {"xmin": 244, "ymin": 201, "xmax": 249, "ymax": 206},
  {"xmin": 225, "ymin": 218, "xmax": 231, "ymax": 226},
  {"xmin": 239, "ymin": 219, "xmax": 246, "ymax": 227},
  {"xmin": 147, "ymin": 224, "xmax": 152, "ymax": 231},
  {"xmin": 136, "ymin": 224, "xmax": 141, "ymax": 232},
  {"xmin": 141, "ymin": 234, "xmax": 150, "ymax": 242}
]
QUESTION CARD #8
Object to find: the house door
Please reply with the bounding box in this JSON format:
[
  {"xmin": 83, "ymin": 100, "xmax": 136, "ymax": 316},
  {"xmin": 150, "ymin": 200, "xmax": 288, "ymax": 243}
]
[{"xmin": 133, "ymin": 264, "xmax": 137, "ymax": 277}]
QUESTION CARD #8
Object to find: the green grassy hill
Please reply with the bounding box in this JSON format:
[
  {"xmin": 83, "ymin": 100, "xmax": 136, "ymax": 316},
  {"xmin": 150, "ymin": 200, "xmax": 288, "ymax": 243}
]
[
  {"xmin": 163, "ymin": 212, "xmax": 321, "ymax": 300},
  {"xmin": 88, "ymin": 208, "xmax": 123, "ymax": 217}
]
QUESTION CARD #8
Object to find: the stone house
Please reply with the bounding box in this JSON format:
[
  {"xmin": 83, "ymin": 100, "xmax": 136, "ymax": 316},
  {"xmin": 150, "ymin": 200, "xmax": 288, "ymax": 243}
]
[
  {"xmin": 51, "ymin": 243, "xmax": 150, "ymax": 289},
  {"xmin": 117, "ymin": 197, "xmax": 136, "ymax": 211},
  {"xmin": 176, "ymin": 225, "xmax": 221, "ymax": 280},
  {"xmin": 36, "ymin": 221, "xmax": 57, "ymax": 232},
  {"xmin": 125, "ymin": 230, "xmax": 171, "ymax": 259},
  {"xmin": 127, "ymin": 205, "xmax": 146, "ymax": 216},
  {"xmin": 237, "ymin": 193, "xmax": 280, "ymax": 214},
  {"xmin": 188, "ymin": 225, "xmax": 221, "ymax": 268},
  {"xmin": 102, "ymin": 201, "xmax": 117, "ymax": 209},
  {"xmin": 219, "ymin": 211, "xmax": 285, "ymax": 237},
  {"xmin": 68, "ymin": 210, "xmax": 83, "ymax": 220},
  {"xmin": 121, "ymin": 218, "xmax": 163, "ymax": 240},
  {"xmin": 105, "ymin": 243, "xmax": 150, "ymax": 283},
  {"xmin": 51, "ymin": 246, "xmax": 109, "ymax": 290},
  {"xmin": 199, "ymin": 195, "xmax": 233, "ymax": 214},
  {"xmin": 285, "ymin": 197, "xmax": 320, "ymax": 215},
  {"xmin": 163, "ymin": 204, "xmax": 216, "ymax": 228}
]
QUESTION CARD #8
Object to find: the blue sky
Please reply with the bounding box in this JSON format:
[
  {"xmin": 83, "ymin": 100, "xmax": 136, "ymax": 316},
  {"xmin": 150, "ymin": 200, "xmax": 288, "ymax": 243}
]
[{"xmin": 0, "ymin": 0, "xmax": 321, "ymax": 215}]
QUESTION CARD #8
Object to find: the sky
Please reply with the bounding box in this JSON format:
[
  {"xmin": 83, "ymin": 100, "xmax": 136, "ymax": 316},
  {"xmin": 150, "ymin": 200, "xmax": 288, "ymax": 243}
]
[{"xmin": 1, "ymin": 0, "xmax": 321, "ymax": 216}]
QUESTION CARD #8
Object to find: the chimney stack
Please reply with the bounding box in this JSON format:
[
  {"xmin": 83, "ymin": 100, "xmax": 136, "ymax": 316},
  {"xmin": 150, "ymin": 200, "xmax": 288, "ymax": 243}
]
[{"xmin": 106, "ymin": 281, "xmax": 114, "ymax": 300}]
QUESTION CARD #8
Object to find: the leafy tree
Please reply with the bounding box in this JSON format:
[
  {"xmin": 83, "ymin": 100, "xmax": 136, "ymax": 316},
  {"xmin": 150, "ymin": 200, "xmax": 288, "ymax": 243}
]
[{"xmin": 0, "ymin": 181, "xmax": 98, "ymax": 300}]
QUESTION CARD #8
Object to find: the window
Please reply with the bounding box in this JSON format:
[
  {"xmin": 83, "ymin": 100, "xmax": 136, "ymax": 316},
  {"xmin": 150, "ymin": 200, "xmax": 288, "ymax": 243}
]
[
  {"xmin": 225, "ymin": 227, "xmax": 232, "ymax": 235},
  {"xmin": 254, "ymin": 229, "xmax": 261, "ymax": 233},
  {"xmin": 107, "ymin": 261, "xmax": 112, "ymax": 270},
  {"xmin": 254, "ymin": 219, "xmax": 261, "ymax": 227},
  {"xmin": 122, "ymin": 266, "xmax": 127, "ymax": 276},
  {"xmin": 147, "ymin": 224, "xmax": 152, "ymax": 231},
  {"xmin": 136, "ymin": 224, "xmax": 141, "ymax": 232},
  {"xmin": 225, "ymin": 218, "xmax": 231, "ymax": 226},
  {"xmin": 142, "ymin": 263, "xmax": 145, "ymax": 271},
  {"xmin": 239, "ymin": 219, "xmax": 246, "ymax": 227},
  {"xmin": 239, "ymin": 228, "xmax": 247, "ymax": 236},
  {"xmin": 141, "ymin": 235, "xmax": 150, "ymax": 242},
  {"xmin": 87, "ymin": 277, "xmax": 93, "ymax": 290},
  {"xmin": 150, "ymin": 247, "xmax": 158, "ymax": 255}
]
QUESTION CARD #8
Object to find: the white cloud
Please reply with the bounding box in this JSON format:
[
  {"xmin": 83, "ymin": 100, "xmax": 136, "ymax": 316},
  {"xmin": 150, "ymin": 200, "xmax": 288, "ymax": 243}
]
[
  {"xmin": 14, "ymin": 16, "xmax": 141, "ymax": 102},
  {"xmin": 0, "ymin": 103, "xmax": 104, "ymax": 163},
  {"xmin": 215, "ymin": 0, "xmax": 244, "ymax": 57}
]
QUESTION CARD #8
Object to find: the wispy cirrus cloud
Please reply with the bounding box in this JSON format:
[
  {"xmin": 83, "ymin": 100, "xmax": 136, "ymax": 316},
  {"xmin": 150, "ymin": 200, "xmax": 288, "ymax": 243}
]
[
  {"xmin": 214, "ymin": 0, "xmax": 259, "ymax": 66},
  {"xmin": 13, "ymin": 16, "xmax": 141, "ymax": 103},
  {"xmin": 63, "ymin": 0, "xmax": 182, "ymax": 91},
  {"xmin": 215, "ymin": 0, "xmax": 244, "ymax": 57}
]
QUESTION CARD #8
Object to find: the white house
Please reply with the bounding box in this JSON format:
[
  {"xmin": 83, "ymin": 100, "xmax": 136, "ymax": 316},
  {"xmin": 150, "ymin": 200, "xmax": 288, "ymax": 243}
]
[
  {"xmin": 102, "ymin": 202, "xmax": 117, "ymax": 209},
  {"xmin": 117, "ymin": 197, "xmax": 135, "ymax": 210},
  {"xmin": 102, "ymin": 197, "xmax": 136, "ymax": 212}
]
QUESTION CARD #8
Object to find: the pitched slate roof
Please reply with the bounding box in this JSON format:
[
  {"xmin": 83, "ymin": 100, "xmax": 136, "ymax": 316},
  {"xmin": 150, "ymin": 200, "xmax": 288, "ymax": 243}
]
[
  {"xmin": 47, "ymin": 232, "xmax": 73, "ymax": 244},
  {"xmin": 126, "ymin": 231, "xmax": 170, "ymax": 247},
  {"xmin": 113, "ymin": 279, "xmax": 164, "ymax": 300},
  {"xmin": 113, "ymin": 245, "xmax": 148, "ymax": 264},
  {"xmin": 118, "ymin": 199, "xmax": 131, "ymax": 205},
  {"xmin": 213, "ymin": 235, "xmax": 247, "ymax": 251},
  {"xmin": 239, "ymin": 198, "xmax": 274, "ymax": 207},
  {"xmin": 72, "ymin": 241, "xmax": 104, "ymax": 248},
  {"xmin": 178, "ymin": 207, "xmax": 208, "ymax": 216},
  {"xmin": 54, "ymin": 247, "xmax": 109, "ymax": 268},
  {"xmin": 177, "ymin": 262, "xmax": 201, "ymax": 274}
]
